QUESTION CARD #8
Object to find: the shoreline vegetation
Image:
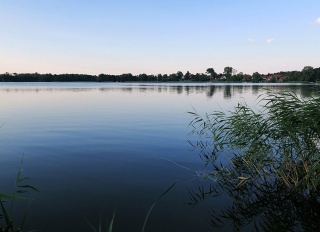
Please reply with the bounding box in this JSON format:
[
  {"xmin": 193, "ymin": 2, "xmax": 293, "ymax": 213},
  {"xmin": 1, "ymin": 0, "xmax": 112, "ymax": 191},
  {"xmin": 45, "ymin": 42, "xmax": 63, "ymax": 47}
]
[
  {"xmin": 189, "ymin": 91, "xmax": 320, "ymax": 230},
  {"xmin": 1, "ymin": 66, "xmax": 320, "ymax": 83}
]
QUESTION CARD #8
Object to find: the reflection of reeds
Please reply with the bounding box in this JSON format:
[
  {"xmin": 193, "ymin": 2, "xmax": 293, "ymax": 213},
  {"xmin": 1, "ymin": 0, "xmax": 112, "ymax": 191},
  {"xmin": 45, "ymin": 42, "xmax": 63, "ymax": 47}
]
[{"xmin": 189, "ymin": 90, "xmax": 320, "ymax": 230}]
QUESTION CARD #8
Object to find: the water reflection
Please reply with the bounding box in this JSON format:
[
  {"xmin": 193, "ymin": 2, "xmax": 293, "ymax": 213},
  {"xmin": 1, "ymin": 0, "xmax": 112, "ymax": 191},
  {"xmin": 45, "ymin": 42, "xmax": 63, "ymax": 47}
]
[
  {"xmin": 0, "ymin": 83, "xmax": 318, "ymax": 99},
  {"xmin": 1, "ymin": 82, "xmax": 319, "ymax": 231},
  {"xmin": 188, "ymin": 160, "xmax": 320, "ymax": 231},
  {"xmin": 223, "ymin": 85, "xmax": 232, "ymax": 99}
]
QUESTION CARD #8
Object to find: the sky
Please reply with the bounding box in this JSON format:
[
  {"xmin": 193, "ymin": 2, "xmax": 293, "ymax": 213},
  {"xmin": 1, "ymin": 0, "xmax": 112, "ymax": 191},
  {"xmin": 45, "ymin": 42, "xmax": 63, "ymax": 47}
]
[{"xmin": 0, "ymin": 0, "xmax": 319, "ymax": 75}]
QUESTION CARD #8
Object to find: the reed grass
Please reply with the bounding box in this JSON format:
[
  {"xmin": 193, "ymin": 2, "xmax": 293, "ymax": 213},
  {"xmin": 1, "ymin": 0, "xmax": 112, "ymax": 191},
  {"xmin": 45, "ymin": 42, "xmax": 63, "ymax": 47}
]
[
  {"xmin": 0, "ymin": 158, "xmax": 39, "ymax": 232},
  {"xmin": 188, "ymin": 90, "xmax": 320, "ymax": 230},
  {"xmin": 189, "ymin": 90, "xmax": 320, "ymax": 195}
]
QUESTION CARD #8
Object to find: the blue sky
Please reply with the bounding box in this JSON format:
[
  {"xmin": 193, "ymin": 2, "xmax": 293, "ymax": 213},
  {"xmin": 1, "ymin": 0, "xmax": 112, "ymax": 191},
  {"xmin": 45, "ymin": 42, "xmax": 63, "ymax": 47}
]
[{"xmin": 0, "ymin": 0, "xmax": 319, "ymax": 75}]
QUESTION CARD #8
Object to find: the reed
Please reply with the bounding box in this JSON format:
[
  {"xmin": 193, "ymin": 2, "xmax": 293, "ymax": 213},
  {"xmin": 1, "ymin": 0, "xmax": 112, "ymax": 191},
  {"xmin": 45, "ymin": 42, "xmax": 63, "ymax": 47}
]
[
  {"xmin": 188, "ymin": 90, "xmax": 320, "ymax": 230},
  {"xmin": 0, "ymin": 158, "xmax": 39, "ymax": 232},
  {"xmin": 189, "ymin": 90, "xmax": 320, "ymax": 195}
]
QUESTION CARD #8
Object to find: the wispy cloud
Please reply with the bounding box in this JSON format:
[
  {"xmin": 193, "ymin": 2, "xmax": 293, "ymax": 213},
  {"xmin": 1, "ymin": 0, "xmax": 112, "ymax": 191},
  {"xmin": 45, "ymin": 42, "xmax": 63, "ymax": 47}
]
[
  {"xmin": 317, "ymin": 18, "xmax": 320, "ymax": 24},
  {"xmin": 266, "ymin": 38, "xmax": 274, "ymax": 43},
  {"xmin": 248, "ymin": 38, "xmax": 255, "ymax": 43}
]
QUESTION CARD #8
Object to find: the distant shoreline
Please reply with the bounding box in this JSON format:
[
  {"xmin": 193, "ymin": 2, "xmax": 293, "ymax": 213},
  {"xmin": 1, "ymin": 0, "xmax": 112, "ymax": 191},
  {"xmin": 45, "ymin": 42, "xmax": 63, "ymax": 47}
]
[
  {"xmin": 1, "ymin": 66, "xmax": 319, "ymax": 83},
  {"xmin": 0, "ymin": 80, "xmax": 317, "ymax": 84}
]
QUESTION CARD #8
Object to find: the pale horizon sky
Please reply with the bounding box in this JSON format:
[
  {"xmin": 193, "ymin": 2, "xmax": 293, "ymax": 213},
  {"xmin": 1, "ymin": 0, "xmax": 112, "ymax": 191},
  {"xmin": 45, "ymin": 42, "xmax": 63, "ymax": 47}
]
[{"xmin": 0, "ymin": 0, "xmax": 319, "ymax": 75}]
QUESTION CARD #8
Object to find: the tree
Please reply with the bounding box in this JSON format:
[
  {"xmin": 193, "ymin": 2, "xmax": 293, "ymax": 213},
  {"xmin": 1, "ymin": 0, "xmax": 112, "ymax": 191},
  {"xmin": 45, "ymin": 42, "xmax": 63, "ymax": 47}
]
[
  {"xmin": 252, "ymin": 72, "xmax": 262, "ymax": 82},
  {"xmin": 206, "ymin": 68, "xmax": 217, "ymax": 81},
  {"xmin": 314, "ymin": 67, "xmax": 320, "ymax": 82},
  {"xmin": 176, "ymin": 71, "xmax": 183, "ymax": 81},
  {"xmin": 223, "ymin": 67, "xmax": 233, "ymax": 80},
  {"xmin": 270, "ymin": 75, "xmax": 277, "ymax": 83},
  {"xmin": 301, "ymin": 66, "xmax": 314, "ymax": 82},
  {"xmin": 184, "ymin": 71, "xmax": 191, "ymax": 80},
  {"xmin": 120, "ymin": 73, "xmax": 135, "ymax": 82},
  {"xmin": 237, "ymin": 72, "xmax": 244, "ymax": 81},
  {"xmin": 138, "ymin": 73, "xmax": 148, "ymax": 81}
]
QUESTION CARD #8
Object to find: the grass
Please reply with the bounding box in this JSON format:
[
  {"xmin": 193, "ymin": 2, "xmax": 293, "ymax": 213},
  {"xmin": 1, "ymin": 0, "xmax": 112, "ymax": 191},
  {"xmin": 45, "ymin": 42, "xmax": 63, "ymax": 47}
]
[
  {"xmin": 188, "ymin": 90, "xmax": 320, "ymax": 230},
  {"xmin": 189, "ymin": 90, "xmax": 320, "ymax": 194},
  {"xmin": 0, "ymin": 158, "xmax": 39, "ymax": 232}
]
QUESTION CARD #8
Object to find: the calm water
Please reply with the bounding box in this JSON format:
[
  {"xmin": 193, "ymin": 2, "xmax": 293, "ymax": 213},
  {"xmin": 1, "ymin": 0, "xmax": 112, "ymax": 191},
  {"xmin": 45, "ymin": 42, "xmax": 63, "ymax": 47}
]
[{"xmin": 0, "ymin": 82, "xmax": 318, "ymax": 232}]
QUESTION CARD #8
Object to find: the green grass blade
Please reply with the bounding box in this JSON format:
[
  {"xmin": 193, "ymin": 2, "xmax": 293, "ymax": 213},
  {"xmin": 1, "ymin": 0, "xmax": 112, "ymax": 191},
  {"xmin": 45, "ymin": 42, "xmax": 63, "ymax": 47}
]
[
  {"xmin": 18, "ymin": 185, "xmax": 40, "ymax": 192},
  {"xmin": 0, "ymin": 200, "xmax": 14, "ymax": 232},
  {"xmin": 85, "ymin": 217, "xmax": 97, "ymax": 232},
  {"xmin": 141, "ymin": 202, "xmax": 156, "ymax": 232},
  {"xmin": 107, "ymin": 211, "xmax": 115, "ymax": 232},
  {"xmin": 142, "ymin": 182, "xmax": 177, "ymax": 232},
  {"xmin": 20, "ymin": 200, "xmax": 32, "ymax": 230},
  {"xmin": 0, "ymin": 194, "xmax": 26, "ymax": 199},
  {"xmin": 157, "ymin": 182, "xmax": 177, "ymax": 200}
]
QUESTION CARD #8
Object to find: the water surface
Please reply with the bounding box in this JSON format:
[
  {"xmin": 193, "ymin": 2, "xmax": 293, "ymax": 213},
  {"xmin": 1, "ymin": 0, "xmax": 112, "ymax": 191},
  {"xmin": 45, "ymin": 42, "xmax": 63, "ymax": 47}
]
[{"xmin": 0, "ymin": 82, "xmax": 318, "ymax": 231}]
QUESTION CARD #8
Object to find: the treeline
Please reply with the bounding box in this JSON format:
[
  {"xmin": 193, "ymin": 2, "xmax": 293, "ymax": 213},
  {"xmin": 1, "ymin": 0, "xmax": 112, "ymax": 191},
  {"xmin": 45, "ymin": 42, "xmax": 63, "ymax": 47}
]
[
  {"xmin": 1, "ymin": 66, "xmax": 320, "ymax": 82},
  {"xmin": 284, "ymin": 66, "xmax": 320, "ymax": 82},
  {"xmin": 0, "ymin": 72, "xmax": 207, "ymax": 82}
]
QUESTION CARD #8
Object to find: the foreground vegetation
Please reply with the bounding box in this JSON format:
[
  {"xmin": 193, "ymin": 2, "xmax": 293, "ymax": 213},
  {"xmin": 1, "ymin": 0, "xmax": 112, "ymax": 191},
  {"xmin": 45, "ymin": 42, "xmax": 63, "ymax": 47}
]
[
  {"xmin": 1, "ymin": 66, "xmax": 320, "ymax": 83},
  {"xmin": 189, "ymin": 90, "xmax": 320, "ymax": 230},
  {"xmin": 0, "ymin": 159, "xmax": 39, "ymax": 232}
]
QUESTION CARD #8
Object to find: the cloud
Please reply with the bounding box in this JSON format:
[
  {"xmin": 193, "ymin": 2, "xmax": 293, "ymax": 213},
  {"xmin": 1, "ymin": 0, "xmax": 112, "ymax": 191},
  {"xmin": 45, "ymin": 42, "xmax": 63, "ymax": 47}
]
[
  {"xmin": 317, "ymin": 18, "xmax": 320, "ymax": 24},
  {"xmin": 266, "ymin": 38, "xmax": 274, "ymax": 43},
  {"xmin": 248, "ymin": 38, "xmax": 255, "ymax": 43}
]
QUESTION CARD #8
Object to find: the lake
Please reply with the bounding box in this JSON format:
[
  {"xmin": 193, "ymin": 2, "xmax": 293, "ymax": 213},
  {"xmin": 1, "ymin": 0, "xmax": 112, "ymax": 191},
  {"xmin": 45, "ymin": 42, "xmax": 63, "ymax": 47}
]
[{"xmin": 0, "ymin": 82, "xmax": 318, "ymax": 232}]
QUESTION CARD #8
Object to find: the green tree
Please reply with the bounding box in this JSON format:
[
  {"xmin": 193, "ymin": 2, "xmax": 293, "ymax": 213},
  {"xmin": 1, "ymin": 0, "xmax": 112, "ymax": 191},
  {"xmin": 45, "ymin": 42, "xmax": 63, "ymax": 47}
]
[
  {"xmin": 301, "ymin": 66, "xmax": 314, "ymax": 82},
  {"xmin": 184, "ymin": 71, "xmax": 191, "ymax": 80},
  {"xmin": 138, "ymin": 73, "xmax": 148, "ymax": 81},
  {"xmin": 314, "ymin": 68, "xmax": 320, "ymax": 82},
  {"xmin": 270, "ymin": 75, "xmax": 277, "ymax": 83},
  {"xmin": 223, "ymin": 67, "xmax": 233, "ymax": 80},
  {"xmin": 206, "ymin": 68, "xmax": 217, "ymax": 80},
  {"xmin": 252, "ymin": 72, "xmax": 262, "ymax": 82},
  {"xmin": 176, "ymin": 71, "xmax": 183, "ymax": 81},
  {"xmin": 237, "ymin": 72, "xmax": 244, "ymax": 81}
]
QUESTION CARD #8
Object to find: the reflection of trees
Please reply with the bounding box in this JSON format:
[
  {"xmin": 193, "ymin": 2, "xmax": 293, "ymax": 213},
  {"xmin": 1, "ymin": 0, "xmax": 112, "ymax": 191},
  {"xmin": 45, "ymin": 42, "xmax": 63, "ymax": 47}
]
[
  {"xmin": 176, "ymin": 86, "xmax": 183, "ymax": 95},
  {"xmin": 188, "ymin": 91, "xmax": 320, "ymax": 231},
  {"xmin": 223, "ymin": 85, "xmax": 231, "ymax": 99},
  {"xmin": 206, "ymin": 86, "xmax": 216, "ymax": 98},
  {"xmin": 119, "ymin": 87, "xmax": 133, "ymax": 93},
  {"xmin": 138, "ymin": 87, "xmax": 147, "ymax": 92},
  {"xmin": 298, "ymin": 85, "xmax": 320, "ymax": 98},
  {"xmin": 195, "ymin": 86, "xmax": 205, "ymax": 94},
  {"xmin": 0, "ymin": 87, "xmax": 96, "ymax": 93},
  {"xmin": 184, "ymin": 86, "xmax": 191, "ymax": 95},
  {"xmin": 252, "ymin": 85, "xmax": 261, "ymax": 95},
  {"xmin": 1, "ymin": 84, "xmax": 317, "ymax": 100}
]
